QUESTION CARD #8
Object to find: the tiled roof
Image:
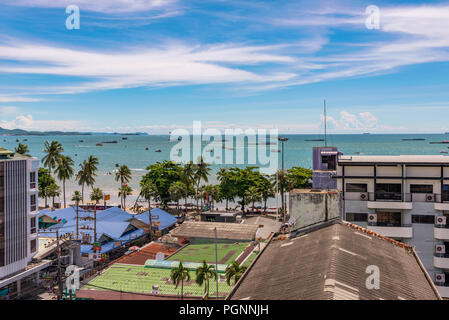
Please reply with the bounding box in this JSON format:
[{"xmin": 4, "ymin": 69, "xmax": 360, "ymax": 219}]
[
  {"xmin": 171, "ymin": 221, "xmax": 259, "ymax": 241},
  {"xmin": 229, "ymin": 220, "xmax": 441, "ymax": 300}
]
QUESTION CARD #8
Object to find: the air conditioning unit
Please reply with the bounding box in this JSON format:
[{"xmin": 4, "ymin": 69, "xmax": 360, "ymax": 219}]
[
  {"xmin": 426, "ymin": 194, "xmax": 435, "ymax": 202},
  {"xmin": 367, "ymin": 213, "xmax": 377, "ymax": 223},
  {"xmin": 436, "ymin": 216, "xmax": 447, "ymax": 226},
  {"xmin": 435, "ymin": 273, "xmax": 446, "ymax": 283},
  {"xmin": 435, "ymin": 245, "xmax": 446, "ymax": 254},
  {"xmin": 360, "ymin": 193, "xmax": 368, "ymax": 201},
  {"xmin": 152, "ymin": 285, "xmax": 160, "ymax": 294}
]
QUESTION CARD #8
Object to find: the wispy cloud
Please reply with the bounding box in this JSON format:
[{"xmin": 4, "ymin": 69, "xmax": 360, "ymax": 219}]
[{"xmin": 0, "ymin": 114, "xmax": 86, "ymax": 131}]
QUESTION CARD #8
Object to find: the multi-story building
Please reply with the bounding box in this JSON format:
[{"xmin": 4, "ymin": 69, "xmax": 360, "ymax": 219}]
[
  {"xmin": 0, "ymin": 147, "xmax": 39, "ymax": 280},
  {"xmin": 313, "ymin": 147, "xmax": 449, "ymax": 297}
]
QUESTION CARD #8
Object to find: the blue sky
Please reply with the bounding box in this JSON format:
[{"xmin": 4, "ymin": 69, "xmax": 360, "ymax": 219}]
[{"xmin": 0, "ymin": 0, "xmax": 449, "ymax": 133}]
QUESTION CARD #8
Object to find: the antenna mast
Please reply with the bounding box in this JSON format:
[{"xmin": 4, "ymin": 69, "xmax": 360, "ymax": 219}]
[{"xmin": 324, "ymin": 99, "xmax": 327, "ymax": 147}]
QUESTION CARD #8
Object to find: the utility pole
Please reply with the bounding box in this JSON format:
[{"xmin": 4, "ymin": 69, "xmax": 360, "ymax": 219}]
[
  {"xmin": 214, "ymin": 227, "xmax": 219, "ymax": 299},
  {"xmin": 324, "ymin": 99, "xmax": 327, "ymax": 147},
  {"xmin": 56, "ymin": 229, "xmax": 63, "ymax": 300},
  {"xmin": 278, "ymin": 137, "xmax": 289, "ymax": 222}
]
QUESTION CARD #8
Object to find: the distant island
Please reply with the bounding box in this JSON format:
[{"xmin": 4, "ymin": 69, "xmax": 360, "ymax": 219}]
[{"xmin": 0, "ymin": 127, "xmax": 148, "ymax": 136}]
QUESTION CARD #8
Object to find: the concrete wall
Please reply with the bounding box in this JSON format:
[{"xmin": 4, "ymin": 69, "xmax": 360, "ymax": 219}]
[{"xmin": 289, "ymin": 191, "xmax": 341, "ymax": 232}]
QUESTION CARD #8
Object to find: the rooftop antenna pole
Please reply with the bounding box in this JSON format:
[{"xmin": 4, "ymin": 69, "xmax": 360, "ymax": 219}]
[{"xmin": 324, "ymin": 99, "xmax": 327, "ymax": 147}]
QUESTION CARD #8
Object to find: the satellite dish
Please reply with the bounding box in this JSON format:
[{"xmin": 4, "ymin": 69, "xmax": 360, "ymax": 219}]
[{"xmin": 155, "ymin": 252, "xmax": 165, "ymax": 261}]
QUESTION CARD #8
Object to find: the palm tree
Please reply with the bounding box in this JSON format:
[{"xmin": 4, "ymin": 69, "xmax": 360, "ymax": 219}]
[
  {"xmin": 45, "ymin": 183, "xmax": 61, "ymax": 209},
  {"xmin": 115, "ymin": 165, "xmax": 132, "ymax": 208},
  {"xmin": 169, "ymin": 181, "xmax": 185, "ymax": 214},
  {"xmin": 90, "ymin": 188, "xmax": 104, "ymax": 242},
  {"xmin": 140, "ymin": 181, "xmax": 157, "ymax": 240},
  {"xmin": 55, "ymin": 155, "xmax": 74, "ymax": 208},
  {"xmin": 75, "ymin": 164, "xmax": 89, "ymax": 203},
  {"xmin": 194, "ymin": 156, "xmax": 211, "ymax": 211},
  {"xmin": 85, "ymin": 155, "xmax": 99, "ymax": 189},
  {"xmin": 118, "ymin": 184, "xmax": 133, "ymax": 211},
  {"xmin": 245, "ymin": 186, "xmax": 262, "ymax": 213},
  {"xmin": 15, "ymin": 143, "xmax": 30, "ymax": 156},
  {"xmin": 195, "ymin": 261, "xmax": 217, "ymax": 297},
  {"xmin": 170, "ymin": 261, "xmax": 191, "ymax": 300},
  {"xmin": 71, "ymin": 191, "xmax": 82, "ymax": 239},
  {"xmin": 225, "ymin": 261, "xmax": 248, "ymax": 286},
  {"xmin": 180, "ymin": 161, "xmax": 195, "ymax": 218},
  {"xmin": 42, "ymin": 141, "xmax": 63, "ymax": 178},
  {"xmin": 274, "ymin": 169, "xmax": 292, "ymax": 222}
]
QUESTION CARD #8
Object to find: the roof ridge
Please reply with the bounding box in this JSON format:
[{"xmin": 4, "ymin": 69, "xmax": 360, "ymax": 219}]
[{"xmin": 341, "ymin": 220, "xmax": 412, "ymax": 251}]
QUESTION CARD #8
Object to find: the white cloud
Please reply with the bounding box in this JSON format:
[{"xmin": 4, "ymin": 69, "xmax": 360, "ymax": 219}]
[
  {"xmin": 0, "ymin": 0, "xmax": 177, "ymax": 14},
  {"xmin": 0, "ymin": 96, "xmax": 43, "ymax": 103},
  {"xmin": 0, "ymin": 41, "xmax": 297, "ymax": 94},
  {"xmin": 0, "ymin": 114, "xmax": 85, "ymax": 131}
]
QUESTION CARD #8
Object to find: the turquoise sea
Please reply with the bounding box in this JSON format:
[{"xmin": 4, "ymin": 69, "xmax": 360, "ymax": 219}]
[{"xmin": 2, "ymin": 133, "xmax": 448, "ymax": 205}]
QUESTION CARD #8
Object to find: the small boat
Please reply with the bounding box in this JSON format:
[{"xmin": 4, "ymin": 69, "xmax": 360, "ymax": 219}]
[
  {"xmin": 402, "ymin": 138, "xmax": 426, "ymax": 141},
  {"xmin": 430, "ymin": 140, "xmax": 449, "ymax": 144},
  {"xmin": 115, "ymin": 164, "xmax": 120, "ymax": 167},
  {"xmin": 304, "ymin": 139, "xmax": 324, "ymax": 142},
  {"xmin": 122, "ymin": 137, "xmax": 128, "ymax": 140},
  {"xmin": 440, "ymin": 151, "xmax": 448, "ymax": 154},
  {"xmin": 79, "ymin": 140, "xmax": 84, "ymax": 142},
  {"xmin": 155, "ymin": 149, "xmax": 162, "ymax": 152},
  {"xmin": 354, "ymin": 152, "xmax": 360, "ymax": 154},
  {"xmin": 102, "ymin": 140, "xmax": 118, "ymax": 144},
  {"xmin": 145, "ymin": 147, "xmax": 149, "ymax": 150},
  {"xmin": 23, "ymin": 139, "xmax": 27, "ymax": 141},
  {"xmin": 178, "ymin": 137, "xmax": 182, "ymax": 141},
  {"xmin": 96, "ymin": 143, "xmax": 103, "ymax": 146},
  {"xmin": 271, "ymin": 149, "xmax": 281, "ymax": 152},
  {"xmin": 16, "ymin": 139, "xmax": 19, "ymax": 142}
]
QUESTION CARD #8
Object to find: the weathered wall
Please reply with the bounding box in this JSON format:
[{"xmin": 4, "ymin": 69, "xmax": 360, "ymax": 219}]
[{"xmin": 289, "ymin": 191, "xmax": 342, "ymax": 231}]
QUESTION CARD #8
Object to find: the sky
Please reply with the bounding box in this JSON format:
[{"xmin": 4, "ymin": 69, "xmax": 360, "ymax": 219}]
[{"xmin": 0, "ymin": 0, "xmax": 449, "ymax": 134}]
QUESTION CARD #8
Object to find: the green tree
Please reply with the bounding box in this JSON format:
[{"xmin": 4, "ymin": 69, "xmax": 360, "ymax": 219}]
[
  {"xmin": 45, "ymin": 183, "xmax": 61, "ymax": 209},
  {"xmin": 90, "ymin": 188, "xmax": 104, "ymax": 242},
  {"xmin": 118, "ymin": 184, "xmax": 133, "ymax": 211},
  {"xmin": 258, "ymin": 175, "xmax": 275, "ymax": 212},
  {"xmin": 15, "ymin": 143, "xmax": 30, "ymax": 156},
  {"xmin": 194, "ymin": 156, "xmax": 211, "ymax": 211},
  {"xmin": 115, "ymin": 165, "xmax": 132, "ymax": 208},
  {"xmin": 287, "ymin": 166, "xmax": 313, "ymax": 189},
  {"xmin": 245, "ymin": 186, "xmax": 262, "ymax": 213},
  {"xmin": 76, "ymin": 155, "xmax": 99, "ymax": 202},
  {"xmin": 42, "ymin": 141, "xmax": 63, "ymax": 178},
  {"xmin": 274, "ymin": 169, "xmax": 293, "ymax": 222},
  {"xmin": 139, "ymin": 181, "xmax": 158, "ymax": 241},
  {"xmin": 225, "ymin": 261, "xmax": 247, "ymax": 286},
  {"xmin": 141, "ymin": 161, "xmax": 183, "ymax": 207},
  {"xmin": 180, "ymin": 161, "xmax": 195, "ymax": 217},
  {"xmin": 217, "ymin": 168, "xmax": 237, "ymax": 210},
  {"xmin": 71, "ymin": 191, "xmax": 82, "ymax": 239},
  {"xmin": 170, "ymin": 261, "xmax": 191, "ymax": 300},
  {"xmin": 55, "ymin": 155, "xmax": 74, "ymax": 208},
  {"xmin": 38, "ymin": 167, "xmax": 55, "ymax": 207},
  {"xmin": 169, "ymin": 181, "xmax": 186, "ymax": 214},
  {"xmin": 195, "ymin": 261, "xmax": 217, "ymax": 297}
]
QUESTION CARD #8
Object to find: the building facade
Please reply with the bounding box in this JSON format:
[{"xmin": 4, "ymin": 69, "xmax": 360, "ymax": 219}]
[
  {"xmin": 0, "ymin": 149, "xmax": 39, "ymax": 280},
  {"xmin": 313, "ymin": 147, "xmax": 449, "ymax": 297}
]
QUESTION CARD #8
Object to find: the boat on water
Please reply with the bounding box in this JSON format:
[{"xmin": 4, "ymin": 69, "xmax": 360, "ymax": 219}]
[
  {"xmin": 304, "ymin": 139, "xmax": 324, "ymax": 142},
  {"xmin": 96, "ymin": 143, "xmax": 103, "ymax": 146},
  {"xmin": 430, "ymin": 140, "xmax": 449, "ymax": 144},
  {"xmin": 145, "ymin": 147, "xmax": 149, "ymax": 150},
  {"xmin": 271, "ymin": 149, "xmax": 281, "ymax": 152},
  {"xmin": 402, "ymin": 138, "xmax": 426, "ymax": 141},
  {"xmin": 440, "ymin": 151, "xmax": 448, "ymax": 154},
  {"xmin": 102, "ymin": 140, "xmax": 118, "ymax": 144},
  {"xmin": 122, "ymin": 137, "xmax": 128, "ymax": 140},
  {"xmin": 155, "ymin": 149, "xmax": 162, "ymax": 152},
  {"xmin": 79, "ymin": 140, "xmax": 84, "ymax": 142}
]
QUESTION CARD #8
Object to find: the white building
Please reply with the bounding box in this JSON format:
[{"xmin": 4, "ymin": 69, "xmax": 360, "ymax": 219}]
[
  {"xmin": 0, "ymin": 148, "xmax": 40, "ymax": 288},
  {"xmin": 313, "ymin": 148, "xmax": 449, "ymax": 298}
]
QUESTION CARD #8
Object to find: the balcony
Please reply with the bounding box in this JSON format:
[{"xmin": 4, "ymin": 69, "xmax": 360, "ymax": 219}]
[
  {"xmin": 435, "ymin": 283, "xmax": 449, "ymax": 298},
  {"xmin": 367, "ymin": 222, "xmax": 413, "ymax": 238},
  {"xmin": 367, "ymin": 193, "xmax": 413, "ymax": 210},
  {"xmin": 434, "ymin": 254, "xmax": 449, "ymax": 269},
  {"xmin": 434, "ymin": 225, "xmax": 449, "ymax": 240}
]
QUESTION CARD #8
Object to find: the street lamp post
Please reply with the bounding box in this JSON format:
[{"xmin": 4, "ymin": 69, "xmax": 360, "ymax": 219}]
[{"xmin": 278, "ymin": 137, "xmax": 289, "ymax": 222}]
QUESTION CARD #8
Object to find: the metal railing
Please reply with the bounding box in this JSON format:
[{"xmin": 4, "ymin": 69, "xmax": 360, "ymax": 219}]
[
  {"xmin": 367, "ymin": 222, "xmax": 412, "ymax": 228},
  {"xmin": 345, "ymin": 192, "xmax": 449, "ymax": 203},
  {"xmin": 434, "ymin": 253, "xmax": 449, "ymax": 258}
]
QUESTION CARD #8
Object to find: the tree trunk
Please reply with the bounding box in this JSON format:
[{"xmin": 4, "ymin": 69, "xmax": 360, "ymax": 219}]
[
  {"xmin": 181, "ymin": 279, "xmax": 184, "ymax": 300},
  {"xmin": 94, "ymin": 203, "xmax": 97, "ymax": 242},
  {"xmin": 63, "ymin": 180, "xmax": 66, "ymax": 208},
  {"xmin": 81, "ymin": 184, "xmax": 84, "ymax": 203},
  {"xmin": 76, "ymin": 203, "xmax": 79, "ymax": 239},
  {"xmin": 148, "ymin": 200, "xmax": 153, "ymax": 241}
]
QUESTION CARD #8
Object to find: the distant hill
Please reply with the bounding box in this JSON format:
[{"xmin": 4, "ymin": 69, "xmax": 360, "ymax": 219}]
[
  {"xmin": 0, "ymin": 127, "xmax": 149, "ymax": 136},
  {"xmin": 0, "ymin": 127, "xmax": 91, "ymax": 136}
]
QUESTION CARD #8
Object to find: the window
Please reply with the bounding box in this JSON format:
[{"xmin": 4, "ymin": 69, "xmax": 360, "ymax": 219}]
[
  {"xmin": 412, "ymin": 215, "xmax": 435, "ymax": 224},
  {"xmin": 443, "ymin": 185, "xmax": 449, "ymax": 202},
  {"xmin": 322, "ymin": 155, "xmax": 336, "ymax": 170},
  {"xmin": 0, "ymin": 223, "xmax": 3, "ymax": 237},
  {"xmin": 30, "ymin": 194, "xmax": 36, "ymax": 212},
  {"xmin": 375, "ymin": 184, "xmax": 402, "ymax": 200},
  {"xmin": 376, "ymin": 211, "xmax": 401, "ymax": 226},
  {"xmin": 30, "ymin": 217, "xmax": 36, "ymax": 234},
  {"xmin": 346, "ymin": 183, "xmax": 368, "ymax": 193},
  {"xmin": 346, "ymin": 213, "xmax": 367, "ymax": 222},
  {"xmin": 30, "ymin": 239, "xmax": 36, "ymax": 253},
  {"xmin": 30, "ymin": 172, "xmax": 36, "ymax": 189},
  {"xmin": 0, "ymin": 248, "xmax": 4, "ymax": 266},
  {"xmin": 410, "ymin": 184, "xmax": 433, "ymax": 194}
]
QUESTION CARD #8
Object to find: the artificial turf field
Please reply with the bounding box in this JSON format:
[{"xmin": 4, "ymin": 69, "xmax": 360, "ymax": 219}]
[
  {"xmin": 85, "ymin": 264, "xmax": 233, "ymax": 297},
  {"xmin": 167, "ymin": 242, "xmax": 250, "ymax": 265}
]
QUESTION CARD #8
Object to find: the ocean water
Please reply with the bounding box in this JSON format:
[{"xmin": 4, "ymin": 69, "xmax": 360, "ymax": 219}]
[{"xmin": 2, "ymin": 133, "xmax": 448, "ymax": 205}]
